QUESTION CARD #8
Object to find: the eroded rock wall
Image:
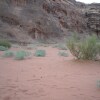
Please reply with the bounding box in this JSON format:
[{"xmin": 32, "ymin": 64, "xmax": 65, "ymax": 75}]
[
  {"xmin": 85, "ymin": 3, "xmax": 100, "ymax": 36},
  {"xmin": 0, "ymin": 0, "xmax": 99, "ymax": 43}
]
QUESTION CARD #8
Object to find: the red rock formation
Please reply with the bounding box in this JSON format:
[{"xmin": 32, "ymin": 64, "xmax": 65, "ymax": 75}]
[{"xmin": 0, "ymin": 0, "xmax": 99, "ymax": 43}]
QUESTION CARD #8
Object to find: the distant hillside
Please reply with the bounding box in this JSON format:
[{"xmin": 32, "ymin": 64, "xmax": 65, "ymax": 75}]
[{"xmin": 0, "ymin": 0, "xmax": 100, "ymax": 43}]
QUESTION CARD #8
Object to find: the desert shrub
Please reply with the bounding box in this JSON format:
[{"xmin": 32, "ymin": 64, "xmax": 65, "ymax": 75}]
[
  {"xmin": 79, "ymin": 35, "xmax": 98, "ymax": 60},
  {"xmin": 34, "ymin": 50, "xmax": 46, "ymax": 57},
  {"xmin": 3, "ymin": 51, "xmax": 14, "ymax": 57},
  {"xmin": 15, "ymin": 51, "xmax": 31, "ymax": 60},
  {"xmin": 58, "ymin": 44, "xmax": 67, "ymax": 50},
  {"xmin": 58, "ymin": 51, "xmax": 68, "ymax": 57},
  {"xmin": 97, "ymin": 43, "xmax": 100, "ymax": 55},
  {"xmin": 0, "ymin": 40, "xmax": 11, "ymax": 48},
  {"xmin": 0, "ymin": 46, "xmax": 8, "ymax": 51},
  {"xmin": 67, "ymin": 34, "xmax": 100, "ymax": 60},
  {"xmin": 67, "ymin": 34, "xmax": 80, "ymax": 59}
]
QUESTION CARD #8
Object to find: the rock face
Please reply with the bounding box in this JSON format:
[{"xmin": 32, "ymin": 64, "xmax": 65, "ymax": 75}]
[
  {"xmin": 0, "ymin": 0, "xmax": 99, "ymax": 43},
  {"xmin": 85, "ymin": 4, "xmax": 100, "ymax": 36}
]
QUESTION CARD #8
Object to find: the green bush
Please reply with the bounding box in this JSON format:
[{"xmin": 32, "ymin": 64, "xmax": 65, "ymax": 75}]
[
  {"xmin": 15, "ymin": 51, "xmax": 31, "ymax": 60},
  {"xmin": 0, "ymin": 40, "xmax": 11, "ymax": 48},
  {"xmin": 58, "ymin": 51, "xmax": 68, "ymax": 57},
  {"xmin": 67, "ymin": 34, "xmax": 80, "ymax": 59},
  {"xmin": 67, "ymin": 34, "xmax": 100, "ymax": 60},
  {"xmin": 3, "ymin": 51, "xmax": 14, "ymax": 57},
  {"xmin": 34, "ymin": 50, "xmax": 46, "ymax": 57},
  {"xmin": 0, "ymin": 46, "xmax": 8, "ymax": 51},
  {"xmin": 97, "ymin": 43, "xmax": 100, "ymax": 55}
]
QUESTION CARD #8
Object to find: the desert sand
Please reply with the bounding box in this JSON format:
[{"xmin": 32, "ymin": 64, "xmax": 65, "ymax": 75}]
[{"xmin": 0, "ymin": 46, "xmax": 100, "ymax": 100}]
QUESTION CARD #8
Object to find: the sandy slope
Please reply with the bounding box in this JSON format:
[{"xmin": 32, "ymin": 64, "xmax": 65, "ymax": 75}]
[{"xmin": 0, "ymin": 46, "xmax": 100, "ymax": 100}]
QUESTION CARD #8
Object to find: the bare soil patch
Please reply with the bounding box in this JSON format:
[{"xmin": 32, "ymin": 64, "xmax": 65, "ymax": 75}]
[{"xmin": 0, "ymin": 46, "xmax": 100, "ymax": 100}]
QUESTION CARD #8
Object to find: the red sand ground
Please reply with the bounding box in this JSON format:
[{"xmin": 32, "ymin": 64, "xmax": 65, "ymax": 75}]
[{"xmin": 0, "ymin": 46, "xmax": 100, "ymax": 100}]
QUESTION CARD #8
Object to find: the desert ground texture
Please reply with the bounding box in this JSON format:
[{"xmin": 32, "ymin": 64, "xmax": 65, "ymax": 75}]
[{"xmin": 0, "ymin": 45, "xmax": 100, "ymax": 100}]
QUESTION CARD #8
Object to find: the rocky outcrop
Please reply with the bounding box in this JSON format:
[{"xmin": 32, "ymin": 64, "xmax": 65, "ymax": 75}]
[
  {"xmin": 85, "ymin": 4, "xmax": 100, "ymax": 36},
  {"xmin": 0, "ymin": 0, "xmax": 99, "ymax": 43}
]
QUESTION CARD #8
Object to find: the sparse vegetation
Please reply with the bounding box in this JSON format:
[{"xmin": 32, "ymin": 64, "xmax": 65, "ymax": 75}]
[
  {"xmin": 0, "ymin": 46, "xmax": 8, "ymax": 51},
  {"xmin": 34, "ymin": 50, "xmax": 46, "ymax": 57},
  {"xmin": 3, "ymin": 51, "xmax": 14, "ymax": 57},
  {"xmin": 15, "ymin": 51, "xmax": 31, "ymax": 60},
  {"xmin": 0, "ymin": 40, "xmax": 11, "ymax": 48},
  {"xmin": 97, "ymin": 42, "xmax": 100, "ymax": 55},
  {"xmin": 52, "ymin": 44, "xmax": 67, "ymax": 50},
  {"xmin": 57, "ymin": 44, "xmax": 67, "ymax": 50},
  {"xmin": 58, "ymin": 51, "xmax": 68, "ymax": 57},
  {"xmin": 67, "ymin": 34, "xmax": 100, "ymax": 60}
]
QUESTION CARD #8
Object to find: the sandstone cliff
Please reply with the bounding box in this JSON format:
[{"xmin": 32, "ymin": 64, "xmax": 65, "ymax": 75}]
[
  {"xmin": 0, "ymin": 0, "xmax": 99, "ymax": 43},
  {"xmin": 85, "ymin": 3, "xmax": 100, "ymax": 36}
]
